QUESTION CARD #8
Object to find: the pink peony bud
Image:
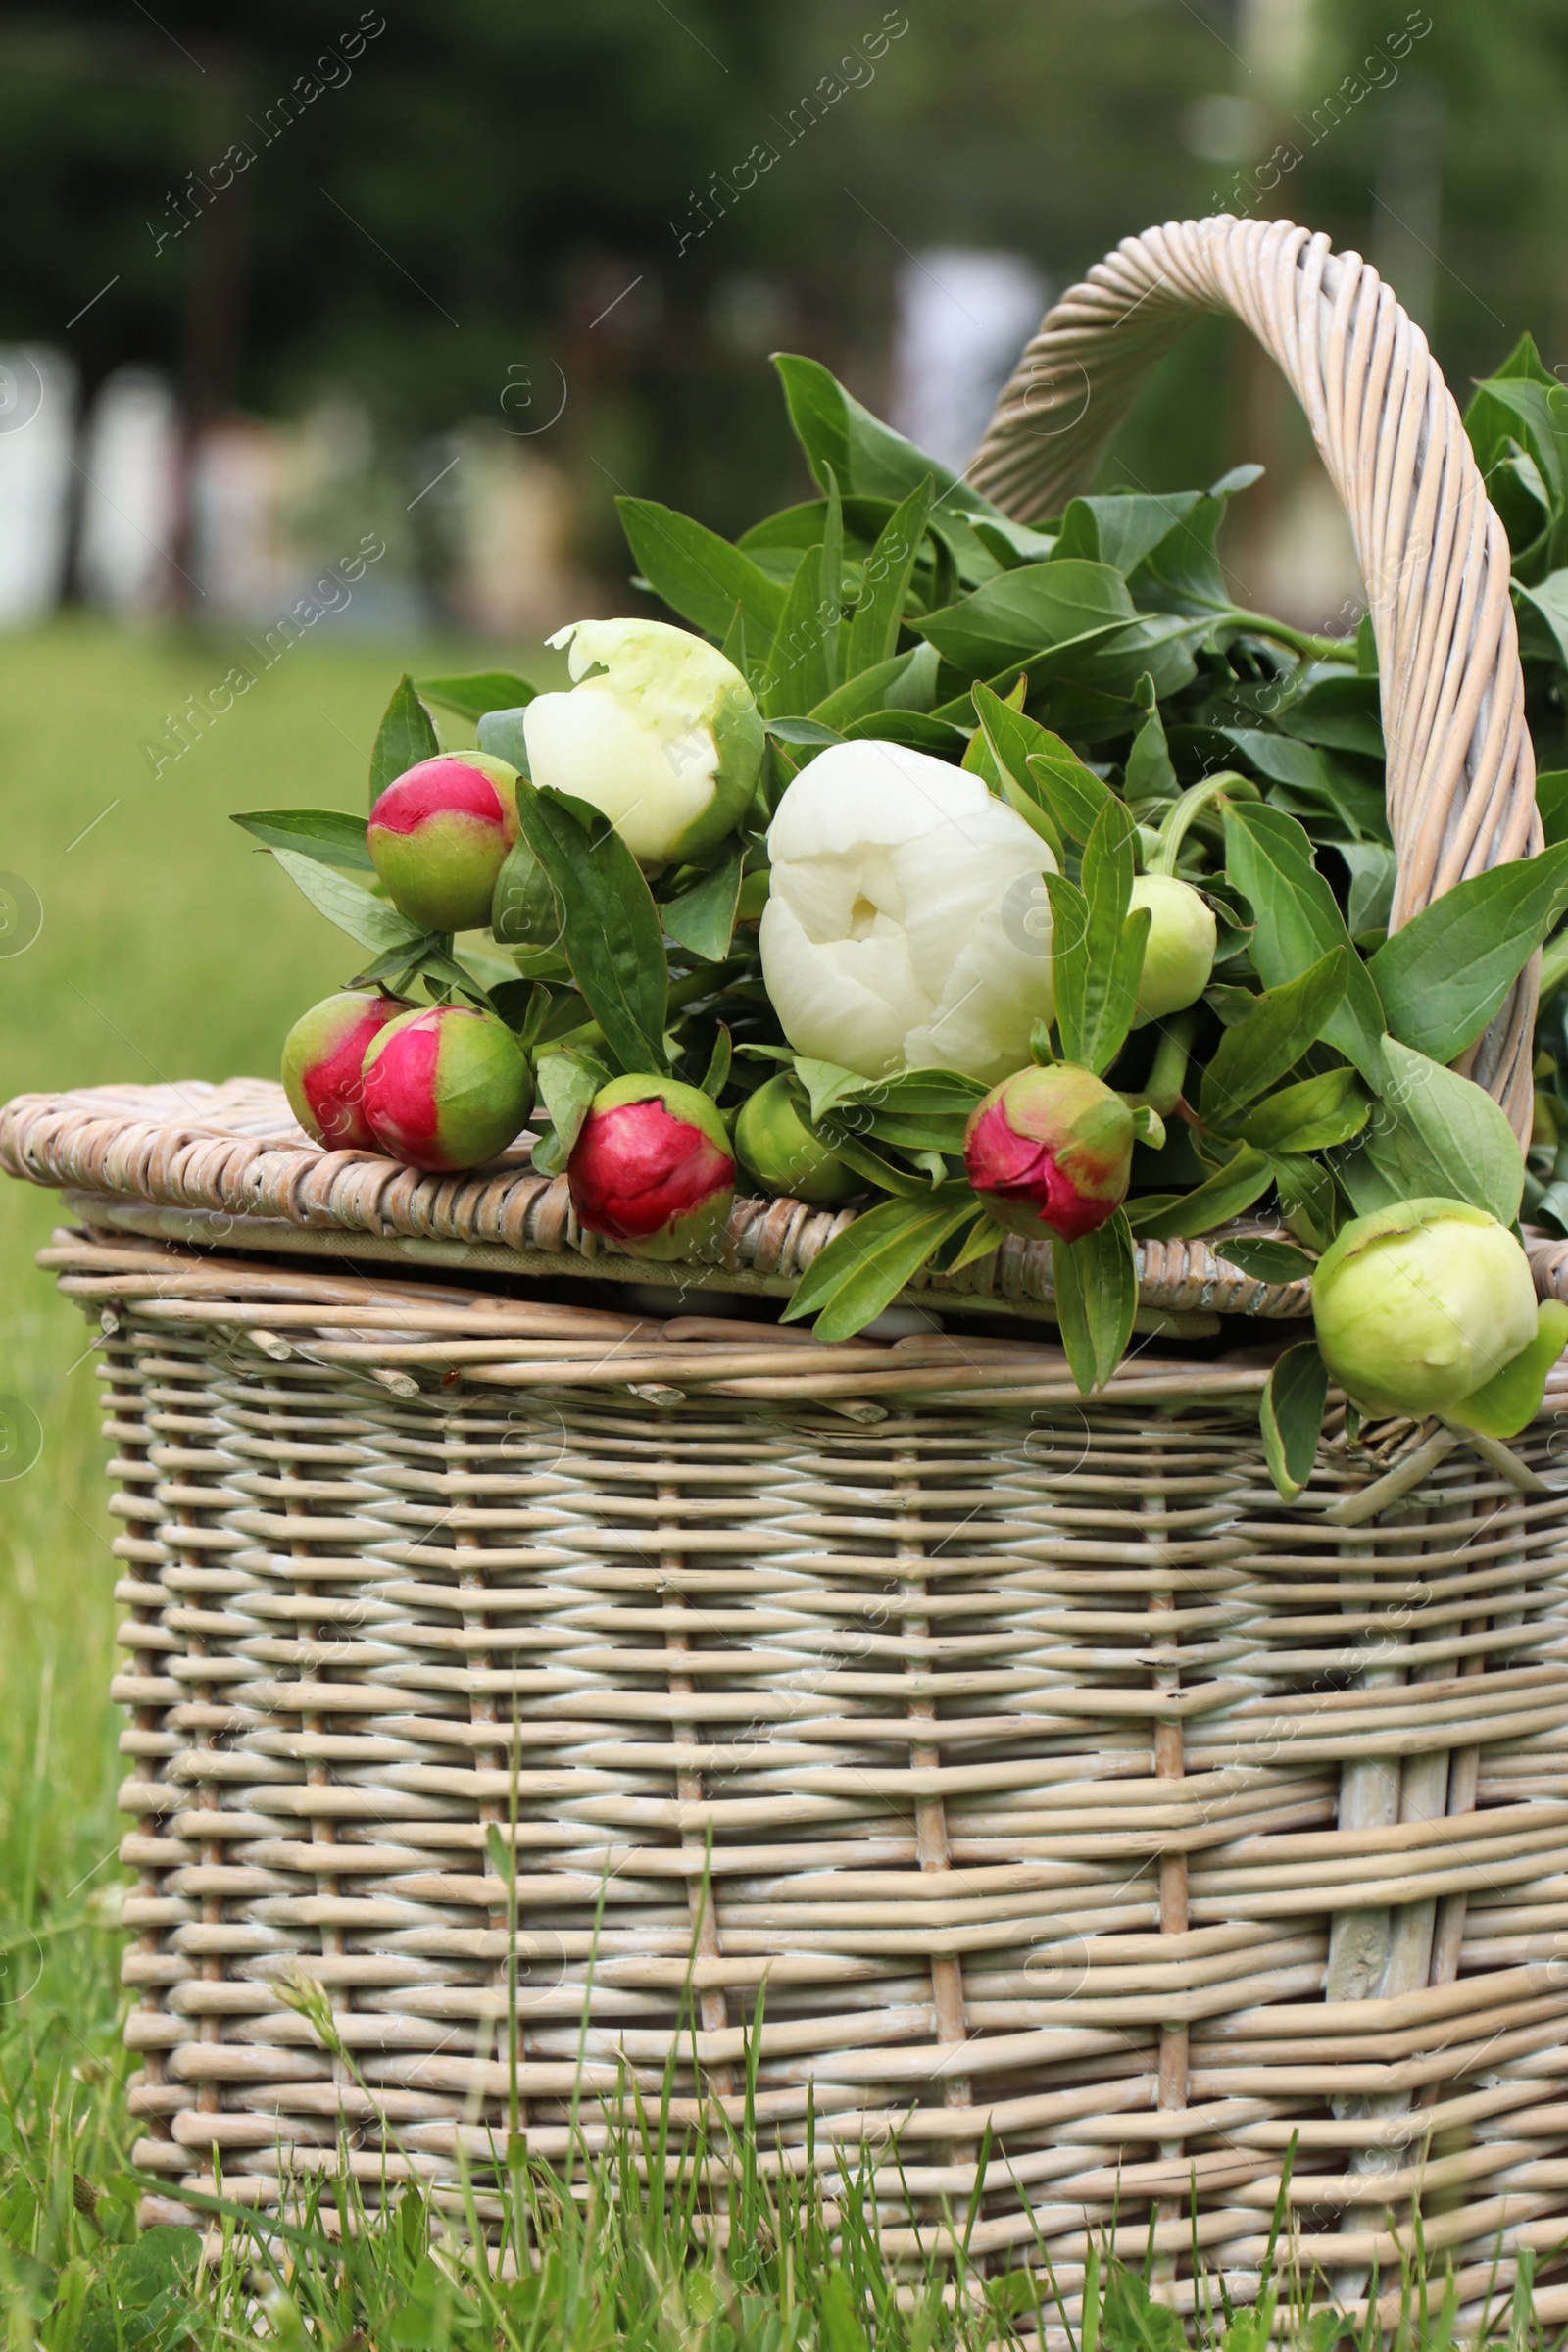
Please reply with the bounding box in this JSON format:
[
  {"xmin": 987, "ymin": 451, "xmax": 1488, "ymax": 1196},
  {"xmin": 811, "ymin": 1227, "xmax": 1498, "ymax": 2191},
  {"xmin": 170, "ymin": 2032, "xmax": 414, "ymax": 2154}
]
[
  {"xmin": 281, "ymin": 991, "xmax": 409, "ymax": 1150},
  {"xmin": 360, "ymin": 1004, "xmax": 533, "ymax": 1172},
  {"xmin": 964, "ymin": 1064, "xmax": 1133, "ymax": 1243},
  {"xmin": 368, "ymin": 752, "xmax": 519, "ymax": 932},
  {"xmin": 568, "ymin": 1076, "xmax": 736, "ymax": 1261}
]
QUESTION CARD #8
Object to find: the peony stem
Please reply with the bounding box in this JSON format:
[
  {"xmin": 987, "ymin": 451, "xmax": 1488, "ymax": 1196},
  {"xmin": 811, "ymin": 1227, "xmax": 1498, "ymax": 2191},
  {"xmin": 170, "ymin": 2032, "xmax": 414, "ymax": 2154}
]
[{"xmin": 1132, "ymin": 1011, "xmax": 1198, "ymax": 1118}]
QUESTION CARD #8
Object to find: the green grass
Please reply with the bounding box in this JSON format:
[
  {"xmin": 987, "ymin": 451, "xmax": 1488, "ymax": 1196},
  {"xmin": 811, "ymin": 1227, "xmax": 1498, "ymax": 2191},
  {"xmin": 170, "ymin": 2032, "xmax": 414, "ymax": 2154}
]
[{"xmin": 0, "ymin": 621, "xmax": 1564, "ymax": 2346}]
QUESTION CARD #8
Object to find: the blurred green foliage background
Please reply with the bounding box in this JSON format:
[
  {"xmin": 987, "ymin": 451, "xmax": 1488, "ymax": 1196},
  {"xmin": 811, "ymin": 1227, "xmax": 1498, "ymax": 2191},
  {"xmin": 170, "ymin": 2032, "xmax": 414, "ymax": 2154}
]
[{"xmin": 0, "ymin": 0, "xmax": 1560, "ymax": 567}]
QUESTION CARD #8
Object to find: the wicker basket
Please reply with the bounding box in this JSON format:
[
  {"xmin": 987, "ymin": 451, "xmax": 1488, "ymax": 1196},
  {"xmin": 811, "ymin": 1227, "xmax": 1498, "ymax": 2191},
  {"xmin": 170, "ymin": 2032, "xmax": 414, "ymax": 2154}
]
[{"xmin": 8, "ymin": 216, "xmax": 1568, "ymax": 2335}]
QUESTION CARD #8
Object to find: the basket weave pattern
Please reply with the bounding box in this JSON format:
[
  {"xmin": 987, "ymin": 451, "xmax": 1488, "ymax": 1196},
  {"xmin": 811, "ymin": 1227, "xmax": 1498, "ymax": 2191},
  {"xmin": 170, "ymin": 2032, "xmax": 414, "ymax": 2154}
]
[
  {"xmin": 42, "ymin": 1220, "xmax": 1568, "ymax": 2326},
  {"xmin": 0, "ymin": 1078, "xmax": 1312, "ymax": 1328}
]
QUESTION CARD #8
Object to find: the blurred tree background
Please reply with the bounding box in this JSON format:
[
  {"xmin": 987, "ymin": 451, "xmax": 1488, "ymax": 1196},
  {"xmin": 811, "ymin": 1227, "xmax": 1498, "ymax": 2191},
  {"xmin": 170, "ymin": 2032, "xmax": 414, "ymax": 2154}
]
[{"xmin": 0, "ymin": 0, "xmax": 1560, "ymax": 615}]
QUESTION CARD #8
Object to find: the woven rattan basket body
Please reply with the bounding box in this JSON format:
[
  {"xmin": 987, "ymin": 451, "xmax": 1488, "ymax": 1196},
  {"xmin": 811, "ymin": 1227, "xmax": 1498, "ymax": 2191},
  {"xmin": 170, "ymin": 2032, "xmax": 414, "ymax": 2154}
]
[{"xmin": 8, "ymin": 218, "xmax": 1568, "ymax": 2332}]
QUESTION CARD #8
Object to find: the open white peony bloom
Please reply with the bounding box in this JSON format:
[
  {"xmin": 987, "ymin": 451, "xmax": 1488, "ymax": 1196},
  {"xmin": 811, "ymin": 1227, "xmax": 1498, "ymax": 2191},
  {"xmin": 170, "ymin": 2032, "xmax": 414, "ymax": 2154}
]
[
  {"xmin": 522, "ymin": 617, "xmax": 763, "ymax": 865},
  {"xmin": 760, "ymin": 741, "xmax": 1057, "ymax": 1084}
]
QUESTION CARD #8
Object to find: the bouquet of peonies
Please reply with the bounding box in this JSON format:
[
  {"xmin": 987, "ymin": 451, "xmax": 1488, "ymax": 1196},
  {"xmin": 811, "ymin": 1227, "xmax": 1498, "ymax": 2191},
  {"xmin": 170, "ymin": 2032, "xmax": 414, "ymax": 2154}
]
[{"xmin": 239, "ymin": 336, "xmax": 1568, "ymax": 1490}]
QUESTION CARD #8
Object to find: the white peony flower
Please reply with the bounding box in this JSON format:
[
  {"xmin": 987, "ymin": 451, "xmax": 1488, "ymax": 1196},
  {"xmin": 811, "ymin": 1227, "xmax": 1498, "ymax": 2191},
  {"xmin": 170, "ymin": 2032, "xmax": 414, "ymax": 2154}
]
[
  {"xmin": 522, "ymin": 617, "xmax": 763, "ymax": 864},
  {"xmin": 760, "ymin": 741, "xmax": 1057, "ymax": 1084}
]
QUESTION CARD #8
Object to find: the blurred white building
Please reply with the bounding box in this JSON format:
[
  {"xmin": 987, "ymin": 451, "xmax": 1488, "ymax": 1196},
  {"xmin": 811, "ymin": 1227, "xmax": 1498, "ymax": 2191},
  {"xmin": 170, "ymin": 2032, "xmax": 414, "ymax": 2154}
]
[
  {"xmin": 0, "ymin": 348, "xmax": 76, "ymax": 627},
  {"xmin": 440, "ymin": 424, "xmax": 590, "ymax": 641},
  {"xmin": 77, "ymin": 366, "xmax": 182, "ymax": 618},
  {"xmin": 189, "ymin": 419, "xmax": 287, "ymax": 621},
  {"xmin": 890, "ymin": 249, "xmax": 1048, "ymax": 473}
]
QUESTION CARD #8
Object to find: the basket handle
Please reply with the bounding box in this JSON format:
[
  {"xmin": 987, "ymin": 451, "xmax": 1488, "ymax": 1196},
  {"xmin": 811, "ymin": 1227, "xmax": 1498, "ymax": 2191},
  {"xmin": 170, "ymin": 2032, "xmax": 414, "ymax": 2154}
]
[{"xmin": 970, "ymin": 215, "xmax": 1540, "ymax": 1143}]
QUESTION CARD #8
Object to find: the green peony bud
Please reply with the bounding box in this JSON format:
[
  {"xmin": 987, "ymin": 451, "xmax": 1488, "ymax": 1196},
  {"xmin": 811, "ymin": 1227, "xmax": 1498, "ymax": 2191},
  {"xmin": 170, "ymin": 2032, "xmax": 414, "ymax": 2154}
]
[
  {"xmin": 1312, "ymin": 1197, "xmax": 1543, "ymax": 1423},
  {"xmin": 734, "ymin": 1074, "xmax": 859, "ymax": 1204},
  {"xmin": 1128, "ymin": 875, "xmax": 1216, "ymax": 1025}
]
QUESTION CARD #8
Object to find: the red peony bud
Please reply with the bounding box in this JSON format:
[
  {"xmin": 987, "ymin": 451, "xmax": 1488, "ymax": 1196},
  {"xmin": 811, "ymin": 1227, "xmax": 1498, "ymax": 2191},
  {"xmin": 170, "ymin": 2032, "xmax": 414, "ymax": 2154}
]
[
  {"xmin": 964, "ymin": 1064, "xmax": 1133, "ymax": 1244},
  {"xmin": 568, "ymin": 1075, "xmax": 736, "ymax": 1261},
  {"xmin": 360, "ymin": 1004, "xmax": 533, "ymax": 1172},
  {"xmin": 281, "ymin": 991, "xmax": 409, "ymax": 1150},
  {"xmin": 368, "ymin": 752, "xmax": 519, "ymax": 933}
]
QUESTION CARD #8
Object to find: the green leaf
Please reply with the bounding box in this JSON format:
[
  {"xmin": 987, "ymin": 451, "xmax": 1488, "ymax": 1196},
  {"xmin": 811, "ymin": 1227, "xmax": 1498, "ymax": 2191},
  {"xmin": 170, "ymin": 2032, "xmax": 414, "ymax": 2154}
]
[
  {"xmin": 841, "ymin": 710, "xmax": 966, "ymax": 755},
  {"xmin": 1200, "ymin": 951, "xmax": 1349, "ymax": 1128},
  {"xmin": 271, "ymin": 848, "xmax": 426, "ymax": 956},
  {"xmin": 1358, "ymin": 1037, "xmax": 1525, "ymax": 1226},
  {"xmin": 1275, "ymin": 675, "xmax": 1385, "ymax": 759},
  {"xmin": 1053, "ymin": 1210, "xmax": 1137, "ymax": 1395},
  {"xmin": 817, "ymin": 464, "xmax": 845, "ymax": 698},
  {"xmin": 1239, "ymin": 1067, "xmax": 1368, "ymax": 1154},
  {"xmin": 231, "ymin": 807, "xmax": 372, "ymax": 870},
  {"xmin": 406, "ymin": 941, "xmax": 501, "ymax": 1012},
  {"xmin": 779, "ymin": 1188, "xmax": 979, "ymax": 1341},
  {"xmin": 1129, "ymin": 1146, "xmax": 1275, "ymax": 1240},
  {"xmin": 615, "ymin": 497, "xmax": 785, "ymax": 643},
  {"xmin": 1124, "ymin": 703, "xmax": 1178, "ymax": 804},
  {"xmin": 762, "ymin": 528, "xmax": 836, "ymax": 717},
  {"xmin": 814, "ymin": 1066, "xmax": 984, "ymax": 1161},
  {"xmin": 700, "ymin": 1025, "xmax": 731, "ymax": 1101},
  {"xmin": 512, "ymin": 786, "xmax": 669, "ymax": 1074},
  {"xmin": 811, "ymin": 1125, "xmax": 930, "ymax": 1197},
  {"xmin": 1446, "ymin": 1301, "xmax": 1568, "ymax": 1440},
  {"xmin": 1368, "ymin": 844, "xmax": 1568, "ymax": 1062},
  {"xmin": 662, "ymin": 844, "xmax": 745, "ymax": 962},
  {"xmin": 476, "ymin": 706, "xmax": 532, "ymax": 772},
  {"xmin": 1216, "ymin": 1238, "xmax": 1317, "ymax": 1283},
  {"xmin": 415, "ymin": 670, "xmax": 536, "ymax": 723},
  {"xmin": 1220, "ymin": 727, "xmax": 1388, "ymax": 842},
  {"xmin": 535, "ymin": 1049, "xmax": 607, "ymax": 1160},
  {"xmin": 1223, "ymin": 802, "xmax": 1387, "ymax": 1085},
  {"xmin": 1024, "ymin": 735, "xmax": 1114, "ymax": 847},
  {"xmin": 1051, "ymin": 491, "xmax": 1202, "ymax": 576},
  {"xmin": 1273, "ymin": 1151, "xmax": 1339, "ymax": 1251},
  {"xmin": 720, "ymin": 600, "xmax": 751, "ymax": 684},
  {"xmin": 945, "ymin": 1214, "xmax": 1003, "ymax": 1275},
  {"xmin": 369, "ymin": 674, "xmax": 440, "ymax": 807},
  {"xmin": 772, "ymin": 352, "xmax": 996, "ymax": 517},
  {"xmin": 970, "ymin": 682, "xmax": 1066, "ymax": 860},
  {"xmin": 1338, "ymin": 840, "xmax": 1396, "ymax": 939},
  {"xmin": 846, "ymin": 476, "xmax": 933, "ymax": 675},
  {"xmin": 1539, "ymin": 770, "xmax": 1568, "ymax": 849},
  {"xmin": 1047, "ymin": 796, "xmax": 1146, "ymax": 1077},
  {"xmin": 765, "ymin": 716, "xmax": 845, "ymax": 749},
  {"xmin": 793, "ymin": 1057, "xmax": 875, "ymax": 1124},
  {"xmin": 492, "ymin": 836, "xmax": 562, "ymax": 950},
  {"xmin": 811, "ymin": 648, "xmax": 931, "ymax": 729},
  {"xmin": 484, "ymin": 1821, "xmax": 516, "ymax": 1885},
  {"xmin": 1127, "ymin": 491, "xmax": 1230, "ymax": 618},
  {"xmin": 916, "ymin": 561, "xmax": 1136, "ymax": 672},
  {"xmin": 1464, "ymin": 339, "xmax": 1568, "ymax": 549},
  {"xmin": 1260, "ymin": 1342, "xmax": 1328, "ymax": 1504}
]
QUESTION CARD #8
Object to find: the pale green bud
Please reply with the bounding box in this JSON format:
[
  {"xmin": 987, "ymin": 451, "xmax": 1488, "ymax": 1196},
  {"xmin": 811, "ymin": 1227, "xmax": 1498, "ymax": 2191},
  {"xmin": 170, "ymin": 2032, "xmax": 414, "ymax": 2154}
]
[
  {"xmin": 1312, "ymin": 1197, "xmax": 1539, "ymax": 1421},
  {"xmin": 1129, "ymin": 874, "xmax": 1216, "ymax": 1024}
]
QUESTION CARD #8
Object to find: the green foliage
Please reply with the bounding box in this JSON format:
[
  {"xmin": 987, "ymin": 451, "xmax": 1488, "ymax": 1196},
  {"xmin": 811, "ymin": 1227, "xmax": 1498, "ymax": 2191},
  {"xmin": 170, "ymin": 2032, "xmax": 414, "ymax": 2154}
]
[
  {"xmin": 369, "ymin": 674, "xmax": 441, "ymax": 807},
  {"xmin": 229, "ymin": 806, "xmax": 373, "ymax": 869},
  {"xmin": 1260, "ymin": 1340, "xmax": 1330, "ymax": 1500},
  {"xmin": 513, "ymin": 787, "xmax": 669, "ymax": 1072},
  {"xmin": 416, "ymin": 672, "xmax": 538, "ymax": 724},
  {"xmin": 1054, "ymin": 1209, "xmax": 1138, "ymax": 1393},
  {"xmin": 1047, "ymin": 798, "xmax": 1149, "ymax": 1075}
]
